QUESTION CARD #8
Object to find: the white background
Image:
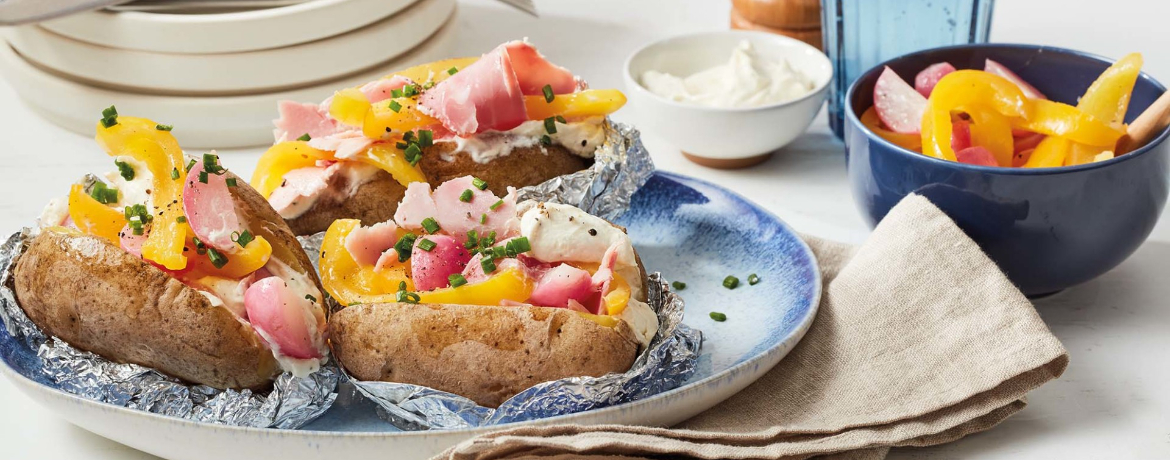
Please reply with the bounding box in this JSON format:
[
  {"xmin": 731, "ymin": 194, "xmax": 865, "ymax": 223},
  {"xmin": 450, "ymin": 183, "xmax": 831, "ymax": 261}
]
[{"xmin": 0, "ymin": 0, "xmax": 1168, "ymax": 458}]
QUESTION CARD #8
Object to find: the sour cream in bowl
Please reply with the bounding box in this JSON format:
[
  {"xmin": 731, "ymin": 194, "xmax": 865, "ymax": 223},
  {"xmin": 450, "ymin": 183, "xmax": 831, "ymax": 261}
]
[{"xmin": 624, "ymin": 30, "xmax": 831, "ymax": 168}]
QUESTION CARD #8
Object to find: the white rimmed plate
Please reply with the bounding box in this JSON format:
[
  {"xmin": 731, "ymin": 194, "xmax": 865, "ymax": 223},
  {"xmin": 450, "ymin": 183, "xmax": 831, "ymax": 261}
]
[
  {"xmin": 0, "ymin": 11, "xmax": 456, "ymax": 149},
  {"xmin": 4, "ymin": 0, "xmax": 454, "ymax": 95},
  {"xmin": 0, "ymin": 172, "xmax": 821, "ymax": 460},
  {"xmin": 40, "ymin": 0, "xmax": 421, "ymax": 54}
]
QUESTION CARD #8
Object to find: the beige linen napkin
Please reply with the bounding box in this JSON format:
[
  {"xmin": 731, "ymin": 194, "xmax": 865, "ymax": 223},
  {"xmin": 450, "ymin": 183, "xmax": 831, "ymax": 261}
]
[{"xmin": 437, "ymin": 194, "xmax": 1069, "ymax": 460}]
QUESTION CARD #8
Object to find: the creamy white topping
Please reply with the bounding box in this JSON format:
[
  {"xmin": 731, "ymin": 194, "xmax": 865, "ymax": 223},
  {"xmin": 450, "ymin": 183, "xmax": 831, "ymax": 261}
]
[
  {"xmin": 38, "ymin": 196, "xmax": 69, "ymax": 228},
  {"xmin": 105, "ymin": 156, "xmax": 155, "ymax": 213},
  {"xmin": 275, "ymin": 162, "xmax": 381, "ymax": 220},
  {"xmin": 196, "ymin": 277, "xmax": 249, "ymax": 318},
  {"xmin": 641, "ymin": 40, "xmax": 814, "ymax": 108},
  {"xmin": 445, "ymin": 117, "xmax": 607, "ymax": 164},
  {"xmin": 618, "ymin": 299, "xmax": 659, "ymax": 348}
]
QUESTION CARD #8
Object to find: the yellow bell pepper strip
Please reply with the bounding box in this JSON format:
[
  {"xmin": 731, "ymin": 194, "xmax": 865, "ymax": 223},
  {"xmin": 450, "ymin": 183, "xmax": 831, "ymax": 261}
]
[
  {"xmin": 417, "ymin": 267, "xmax": 534, "ymax": 305},
  {"xmin": 1067, "ymin": 53, "xmax": 1143, "ymax": 165},
  {"xmin": 385, "ymin": 57, "xmax": 479, "ymax": 86},
  {"xmin": 574, "ymin": 312, "xmax": 620, "ymax": 328},
  {"xmin": 185, "ymin": 231, "xmax": 273, "ymax": 279},
  {"xmin": 67, "ymin": 183, "xmax": 126, "ymax": 245},
  {"xmin": 328, "ymin": 88, "xmax": 372, "ymax": 127},
  {"xmin": 362, "ymin": 98, "xmax": 440, "ymax": 139},
  {"xmin": 251, "ymin": 141, "xmax": 334, "ymax": 199},
  {"xmin": 860, "ymin": 107, "xmax": 922, "ymax": 151},
  {"xmin": 921, "ymin": 70, "xmax": 1030, "ymax": 161},
  {"xmin": 524, "ymin": 89, "xmax": 628, "ymax": 121},
  {"xmin": 602, "ymin": 273, "xmax": 631, "ymax": 316},
  {"xmin": 1024, "ymin": 136, "xmax": 1070, "ymax": 168},
  {"xmin": 320, "ymin": 219, "xmax": 414, "ymax": 306},
  {"xmin": 95, "ymin": 116, "xmax": 187, "ymax": 270},
  {"xmin": 1010, "ymin": 99, "xmax": 1125, "ymax": 147},
  {"xmin": 965, "ymin": 109, "xmax": 1014, "ymax": 167},
  {"xmin": 357, "ymin": 144, "xmax": 427, "ymax": 185}
]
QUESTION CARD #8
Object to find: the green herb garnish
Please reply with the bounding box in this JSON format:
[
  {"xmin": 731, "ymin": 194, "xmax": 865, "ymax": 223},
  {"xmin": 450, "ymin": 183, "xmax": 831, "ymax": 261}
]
[
  {"xmin": 296, "ymin": 133, "xmax": 311, "ymax": 141},
  {"xmin": 471, "ymin": 177, "xmax": 488, "ymax": 190},
  {"xmin": 305, "ymin": 294, "xmax": 317, "ymax": 303},
  {"xmin": 490, "ymin": 199, "xmax": 504, "ymax": 211},
  {"xmin": 710, "ymin": 312, "xmax": 727, "ymax": 322},
  {"xmin": 231, "ymin": 230, "xmax": 254, "ymax": 248},
  {"xmin": 418, "ymin": 129, "xmax": 433, "ymax": 147},
  {"xmin": 447, "ymin": 67, "xmax": 459, "ymax": 75},
  {"xmin": 672, "ymin": 281, "xmax": 686, "ymax": 290},
  {"xmin": 394, "ymin": 233, "xmax": 417, "ymax": 262},
  {"xmin": 421, "ymin": 217, "xmax": 441, "ymax": 234},
  {"xmin": 448, "ymin": 273, "xmax": 467, "ymax": 287},
  {"xmin": 544, "ymin": 117, "xmax": 557, "ymax": 134},
  {"xmin": 540, "ymin": 134, "xmax": 552, "ymax": 146},
  {"xmin": 115, "ymin": 160, "xmax": 135, "ymax": 181},
  {"xmin": 480, "ymin": 256, "xmax": 496, "ymax": 273},
  {"xmin": 542, "ymin": 84, "xmax": 554, "ymax": 103},
  {"xmin": 156, "ymin": 124, "xmax": 173, "ymax": 131},
  {"xmin": 396, "ymin": 290, "xmax": 420, "ymax": 304},
  {"xmin": 459, "ymin": 189, "xmax": 473, "ymax": 202},
  {"xmin": 100, "ymin": 106, "xmax": 118, "ymax": 128},
  {"xmin": 89, "ymin": 182, "xmax": 119, "ymax": 205},
  {"xmin": 225, "ymin": 177, "xmax": 237, "ymax": 187},
  {"xmin": 748, "ymin": 273, "xmax": 760, "ymax": 285},
  {"xmin": 176, "ymin": 216, "xmax": 187, "ymax": 224},
  {"xmin": 388, "ymin": 100, "xmax": 402, "ymax": 113},
  {"xmin": 170, "ymin": 168, "xmax": 180, "ymax": 180},
  {"xmin": 722, "ymin": 275, "xmax": 740, "ymax": 289},
  {"xmin": 417, "ymin": 238, "xmax": 437, "ymax": 252},
  {"xmin": 206, "ymin": 247, "xmax": 228, "ymax": 269}
]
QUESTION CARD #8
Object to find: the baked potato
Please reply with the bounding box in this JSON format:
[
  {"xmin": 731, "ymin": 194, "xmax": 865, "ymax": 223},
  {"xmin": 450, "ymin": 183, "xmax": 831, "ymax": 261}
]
[
  {"xmin": 14, "ymin": 113, "xmax": 329, "ymax": 390},
  {"xmin": 253, "ymin": 39, "xmax": 626, "ymax": 236},
  {"xmin": 320, "ymin": 175, "xmax": 659, "ymax": 407}
]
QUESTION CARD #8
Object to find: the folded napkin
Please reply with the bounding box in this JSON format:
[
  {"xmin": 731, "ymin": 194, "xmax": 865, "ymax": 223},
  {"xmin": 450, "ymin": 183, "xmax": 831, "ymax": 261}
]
[{"xmin": 437, "ymin": 194, "xmax": 1069, "ymax": 460}]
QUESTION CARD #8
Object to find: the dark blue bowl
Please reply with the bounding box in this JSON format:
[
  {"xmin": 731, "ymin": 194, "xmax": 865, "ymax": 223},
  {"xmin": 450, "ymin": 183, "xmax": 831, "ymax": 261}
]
[{"xmin": 845, "ymin": 44, "xmax": 1170, "ymax": 296}]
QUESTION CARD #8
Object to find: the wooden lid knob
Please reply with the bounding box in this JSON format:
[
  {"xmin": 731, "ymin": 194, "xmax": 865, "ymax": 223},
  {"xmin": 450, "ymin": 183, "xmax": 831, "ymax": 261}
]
[{"xmin": 731, "ymin": 0, "xmax": 822, "ymax": 29}]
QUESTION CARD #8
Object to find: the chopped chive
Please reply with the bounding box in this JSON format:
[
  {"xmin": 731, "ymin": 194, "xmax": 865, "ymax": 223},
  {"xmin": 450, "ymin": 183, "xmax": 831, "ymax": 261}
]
[
  {"xmin": 710, "ymin": 312, "xmax": 727, "ymax": 322},
  {"xmin": 115, "ymin": 160, "xmax": 135, "ymax": 181},
  {"xmin": 544, "ymin": 117, "xmax": 557, "ymax": 134},
  {"xmin": 471, "ymin": 177, "xmax": 488, "ymax": 190},
  {"xmin": 402, "ymin": 84, "xmax": 419, "ymax": 97},
  {"xmin": 404, "ymin": 143, "xmax": 422, "ymax": 165},
  {"xmin": 555, "ymin": 115, "xmax": 566, "ymax": 124},
  {"xmin": 231, "ymin": 230, "xmax": 254, "ymax": 248},
  {"xmin": 418, "ymin": 129, "xmax": 434, "ymax": 147},
  {"xmin": 348, "ymin": 302, "xmax": 362, "ymax": 306},
  {"xmin": 156, "ymin": 124, "xmax": 173, "ymax": 131},
  {"xmin": 402, "ymin": 131, "xmax": 415, "ymax": 143},
  {"xmin": 417, "ymin": 238, "xmax": 437, "ymax": 252},
  {"xmin": 423, "ymin": 81, "xmax": 435, "ymax": 90},
  {"xmin": 459, "ymin": 189, "xmax": 473, "ymax": 202},
  {"xmin": 722, "ymin": 275, "xmax": 740, "ymax": 289},
  {"xmin": 480, "ymin": 230, "xmax": 497, "ymax": 247},
  {"xmin": 542, "ymin": 84, "xmax": 554, "ymax": 102},
  {"xmin": 186, "ymin": 159, "xmax": 197, "ymax": 172},
  {"xmin": 390, "ymin": 88, "xmax": 403, "ymax": 98},
  {"xmin": 100, "ymin": 106, "xmax": 118, "ymax": 128},
  {"xmin": 490, "ymin": 199, "xmax": 504, "ymax": 210},
  {"xmin": 207, "ymin": 248, "xmax": 228, "ymax": 269},
  {"xmin": 396, "ymin": 142, "xmax": 408, "ymax": 150},
  {"xmin": 421, "ymin": 217, "xmax": 441, "ymax": 234},
  {"xmin": 394, "ymin": 233, "xmax": 417, "ymax": 262},
  {"xmin": 480, "ymin": 213, "xmax": 487, "ymax": 224},
  {"xmin": 101, "ymin": 105, "xmax": 117, "ymax": 119},
  {"xmin": 176, "ymin": 216, "xmax": 187, "ymax": 224},
  {"xmin": 748, "ymin": 273, "xmax": 760, "ymax": 285},
  {"xmin": 448, "ymin": 273, "xmax": 467, "ymax": 287},
  {"xmin": 480, "ymin": 256, "xmax": 496, "ymax": 273},
  {"xmin": 388, "ymin": 100, "xmax": 402, "ymax": 113},
  {"xmin": 202, "ymin": 153, "xmax": 225, "ymax": 175},
  {"xmin": 509, "ymin": 236, "xmax": 531, "ymax": 254},
  {"xmin": 170, "ymin": 168, "xmax": 180, "ymax": 180},
  {"xmin": 305, "ymin": 294, "xmax": 317, "ymax": 303},
  {"xmin": 296, "ymin": 133, "xmax": 311, "ymax": 141},
  {"xmin": 395, "ymin": 290, "xmax": 420, "ymax": 304},
  {"xmin": 447, "ymin": 66, "xmax": 458, "ymax": 75},
  {"xmin": 225, "ymin": 177, "xmax": 238, "ymax": 187},
  {"xmin": 89, "ymin": 182, "xmax": 119, "ymax": 204},
  {"xmin": 198, "ymin": 171, "xmax": 209, "ymax": 184},
  {"xmin": 672, "ymin": 281, "xmax": 686, "ymax": 290},
  {"xmin": 398, "ymin": 281, "xmax": 407, "ymax": 292},
  {"xmin": 540, "ymin": 134, "xmax": 552, "ymax": 146}
]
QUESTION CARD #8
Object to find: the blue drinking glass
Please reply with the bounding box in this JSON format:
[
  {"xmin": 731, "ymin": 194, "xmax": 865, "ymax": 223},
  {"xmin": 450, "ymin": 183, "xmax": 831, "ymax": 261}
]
[{"xmin": 821, "ymin": 0, "xmax": 995, "ymax": 139}]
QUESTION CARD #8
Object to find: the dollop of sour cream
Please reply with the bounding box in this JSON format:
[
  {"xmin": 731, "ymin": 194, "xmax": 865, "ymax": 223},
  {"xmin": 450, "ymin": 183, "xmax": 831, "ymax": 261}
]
[
  {"xmin": 640, "ymin": 40, "xmax": 814, "ymax": 108},
  {"xmin": 446, "ymin": 117, "xmax": 607, "ymax": 164}
]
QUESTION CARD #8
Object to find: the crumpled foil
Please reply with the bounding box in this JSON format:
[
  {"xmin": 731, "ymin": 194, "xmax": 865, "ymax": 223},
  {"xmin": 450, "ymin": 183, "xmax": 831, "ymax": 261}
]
[
  {"xmin": 515, "ymin": 120, "xmax": 655, "ymax": 220},
  {"xmin": 0, "ymin": 229, "xmax": 340, "ymax": 429},
  {"xmin": 298, "ymin": 121, "xmax": 703, "ymax": 430}
]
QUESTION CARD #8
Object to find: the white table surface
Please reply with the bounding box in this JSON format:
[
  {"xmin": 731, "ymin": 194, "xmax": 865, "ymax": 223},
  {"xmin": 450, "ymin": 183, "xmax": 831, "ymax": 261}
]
[{"xmin": 1, "ymin": 0, "xmax": 1168, "ymax": 458}]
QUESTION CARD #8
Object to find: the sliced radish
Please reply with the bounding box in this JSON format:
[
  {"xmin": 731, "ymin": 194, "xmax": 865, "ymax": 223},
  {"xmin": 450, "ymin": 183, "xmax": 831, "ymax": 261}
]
[
  {"xmin": 344, "ymin": 221, "xmax": 400, "ymax": 267},
  {"xmin": 1014, "ymin": 133, "xmax": 1045, "ymax": 154},
  {"xmin": 119, "ymin": 224, "xmax": 147, "ymax": 258},
  {"xmin": 528, "ymin": 263, "xmax": 596, "ymax": 310},
  {"xmin": 411, "ymin": 234, "xmax": 472, "ymax": 291},
  {"xmin": 874, "ymin": 67, "xmax": 928, "ymax": 134},
  {"xmin": 244, "ymin": 277, "xmax": 322, "ymax": 359},
  {"xmin": 984, "ymin": 59, "xmax": 1047, "ymax": 100},
  {"xmin": 956, "ymin": 146, "xmax": 999, "ymax": 166},
  {"xmin": 951, "ymin": 119, "xmax": 972, "ymax": 151},
  {"xmin": 914, "ymin": 62, "xmax": 956, "ymax": 97},
  {"xmin": 1013, "ymin": 148, "xmax": 1036, "ymax": 167},
  {"xmin": 183, "ymin": 161, "xmax": 241, "ymax": 252}
]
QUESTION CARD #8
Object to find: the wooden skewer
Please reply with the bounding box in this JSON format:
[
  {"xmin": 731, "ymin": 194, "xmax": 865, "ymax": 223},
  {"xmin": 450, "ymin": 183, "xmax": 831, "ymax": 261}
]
[{"xmin": 1116, "ymin": 91, "xmax": 1170, "ymax": 155}]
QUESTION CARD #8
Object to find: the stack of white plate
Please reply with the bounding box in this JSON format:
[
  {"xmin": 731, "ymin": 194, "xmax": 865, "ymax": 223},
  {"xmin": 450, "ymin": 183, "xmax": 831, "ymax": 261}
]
[{"xmin": 0, "ymin": 0, "xmax": 457, "ymax": 147}]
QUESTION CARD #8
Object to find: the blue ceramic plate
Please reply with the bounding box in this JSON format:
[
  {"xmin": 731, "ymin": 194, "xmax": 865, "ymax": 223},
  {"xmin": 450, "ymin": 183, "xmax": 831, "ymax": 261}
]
[{"xmin": 0, "ymin": 171, "xmax": 820, "ymax": 460}]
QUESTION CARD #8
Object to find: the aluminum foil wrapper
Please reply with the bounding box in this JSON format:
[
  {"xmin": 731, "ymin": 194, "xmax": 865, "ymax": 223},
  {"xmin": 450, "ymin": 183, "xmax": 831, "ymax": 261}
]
[
  {"xmin": 297, "ymin": 121, "xmax": 702, "ymax": 430},
  {"xmin": 515, "ymin": 120, "xmax": 655, "ymax": 220},
  {"xmin": 0, "ymin": 230, "xmax": 340, "ymax": 429}
]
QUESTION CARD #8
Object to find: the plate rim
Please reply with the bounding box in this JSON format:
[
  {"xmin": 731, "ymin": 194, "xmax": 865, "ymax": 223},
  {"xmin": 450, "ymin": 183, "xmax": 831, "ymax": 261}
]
[{"xmin": 0, "ymin": 170, "xmax": 822, "ymax": 439}]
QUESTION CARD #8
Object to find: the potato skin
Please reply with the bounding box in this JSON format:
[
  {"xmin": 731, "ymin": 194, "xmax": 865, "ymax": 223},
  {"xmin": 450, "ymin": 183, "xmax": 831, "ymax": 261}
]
[
  {"xmin": 13, "ymin": 231, "xmax": 279, "ymax": 389},
  {"xmin": 285, "ymin": 143, "xmax": 592, "ymax": 235},
  {"xmin": 330, "ymin": 302, "xmax": 640, "ymax": 407}
]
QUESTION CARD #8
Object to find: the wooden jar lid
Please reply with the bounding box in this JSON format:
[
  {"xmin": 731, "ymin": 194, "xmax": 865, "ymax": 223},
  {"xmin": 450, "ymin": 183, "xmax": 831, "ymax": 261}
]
[
  {"xmin": 730, "ymin": 7, "xmax": 822, "ymax": 51},
  {"xmin": 731, "ymin": 0, "xmax": 821, "ymax": 30}
]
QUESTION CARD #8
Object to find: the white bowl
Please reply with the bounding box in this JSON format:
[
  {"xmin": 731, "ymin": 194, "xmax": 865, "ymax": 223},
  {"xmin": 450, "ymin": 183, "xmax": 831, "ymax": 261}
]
[{"xmin": 623, "ymin": 30, "xmax": 831, "ymax": 168}]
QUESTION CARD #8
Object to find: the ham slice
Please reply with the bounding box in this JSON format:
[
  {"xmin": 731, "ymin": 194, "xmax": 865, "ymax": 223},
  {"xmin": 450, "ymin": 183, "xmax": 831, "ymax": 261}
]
[
  {"xmin": 308, "ymin": 131, "xmax": 373, "ymax": 160},
  {"xmin": 419, "ymin": 40, "xmax": 577, "ymax": 136},
  {"xmin": 119, "ymin": 224, "xmax": 147, "ymax": 258},
  {"xmin": 183, "ymin": 161, "xmax": 241, "ymax": 252},
  {"xmin": 393, "ymin": 182, "xmax": 438, "ymax": 230},
  {"xmin": 267, "ymin": 165, "xmax": 334, "ymax": 217},
  {"xmin": 273, "ymin": 100, "xmax": 338, "ymax": 142},
  {"xmin": 393, "ymin": 176, "xmax": 517, "ymax": 241},
  {"xmin": 361, "ymin": 76, "xmax": 414, "ymax": 103},
  {"xmin": 344, "ymin": 221, "xmax": 400, "ymax": 267}
]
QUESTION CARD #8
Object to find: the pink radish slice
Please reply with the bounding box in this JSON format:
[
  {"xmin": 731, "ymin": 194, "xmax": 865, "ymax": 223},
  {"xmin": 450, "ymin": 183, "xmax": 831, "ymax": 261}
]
[
  {"xmin": 183, "ymin": 161, "xmax": 241, "ymax": 252},
  {"xmin": 956, "ymin": 146, "xmax": 999, "ymax": 166},
  {"xmin": 411, "ymin": 234, "xmax": 472, "ymax": 291},
  {"xmin": 874, "ymin": 67, "xmax": 928, "ymax": 134},
  {"xmin": 528, "ymin": 263, "xmax": 596, "ymax": 310},
  {"xmin": 1013, "ymin": 148, "xmax": 1036, "ymax": 167},
  {"xmin": 951, "ymin": 119, "xmax": 972, "ymax": 151},
  {"xmin": 244, "ymin": 277, "xmax": 322, "ymax": 359},
  {"xmin": 1014, "ymin": 133, "xmax": 1045, "ymax": 154},
  {"xmin": 984, "ymin": 59, "xmax": 1047, "ymax": 100},
  {"xmin": 119, "ymin": 224, "xmax": 147, "ymax": 258},
  {"xmin": 914, "ymin": 62, "xmax": 956, "ymax": 97}
]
